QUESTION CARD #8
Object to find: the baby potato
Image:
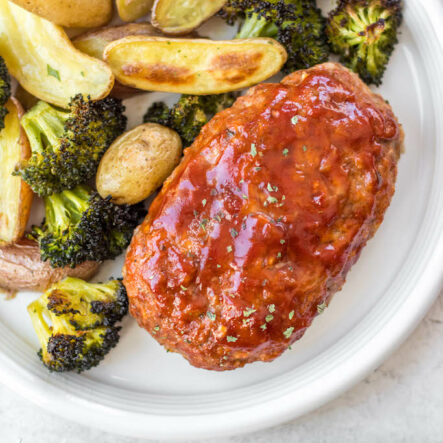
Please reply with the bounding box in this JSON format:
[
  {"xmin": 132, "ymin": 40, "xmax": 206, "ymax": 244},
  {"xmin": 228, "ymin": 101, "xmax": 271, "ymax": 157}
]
[
  {"xmin": 0, "ymin": 239, "xmax": 100, "ymax": 293},
  {"xmin": 116, "ymin": 0, "xmax": 154, "ymax": 22},
  {"xmin": 152, "ymin": 0, "xmax": 226, "ymax": 35},
  {"xmin": 9, "ymin": 0, "xmax": 112, "ymax": 28},
  {"xmin": 97, "ymin": 123, "xmax": 182, "ymax": 205}
]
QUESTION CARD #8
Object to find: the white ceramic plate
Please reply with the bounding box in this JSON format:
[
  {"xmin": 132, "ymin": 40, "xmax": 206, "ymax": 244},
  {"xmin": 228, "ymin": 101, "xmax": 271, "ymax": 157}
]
[{"xmin": 0, "ymin": 0, "xmax": 442, "ymax": 440}]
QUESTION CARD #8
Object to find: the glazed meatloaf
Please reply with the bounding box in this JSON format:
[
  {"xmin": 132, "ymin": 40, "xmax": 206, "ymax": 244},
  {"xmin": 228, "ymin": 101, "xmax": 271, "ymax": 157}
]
[{"xmin": 124, "ymin": 62, "xmax": 403, "ymax": 371}]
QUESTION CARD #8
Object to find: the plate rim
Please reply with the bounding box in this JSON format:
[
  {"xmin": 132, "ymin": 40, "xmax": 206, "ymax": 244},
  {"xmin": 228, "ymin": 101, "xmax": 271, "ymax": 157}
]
[{"xmin": 1, "ymin": 1, "xmax": 442, "ymax": 439}]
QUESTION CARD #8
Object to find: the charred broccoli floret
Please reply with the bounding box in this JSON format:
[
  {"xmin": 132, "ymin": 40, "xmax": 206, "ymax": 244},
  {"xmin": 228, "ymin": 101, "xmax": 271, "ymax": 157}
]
[
  {"xmin": 46, "ymin": 277, "xmax": 128, "ymax": 329},
  {"xmin": 14, "ymin": 95, "xmax": 127, "ymax": 196},
  {"xmin": 0, "ymin": 56, "xmax": 11, "ymax": 130},
  {"xmin": 326, "ymin": 0, "xmax": 402, "ymax": 85},
  {"xmin": 144, "ymin": 93, "xmax": 237, "ymax": 146},
  {"xmin": 27, "ymin": 277, "xmax": 127, "ymax": 372},
  {"xmin": 220, "ymin": 0, "xmax": 329, "ymax": 73},
  {"xmin": 30, "ymin": 184, "xmax": 146, "ymax": 268},
  {"xmin": 143, "ymin": 101, "xmax": 170, "ymax": 126}
]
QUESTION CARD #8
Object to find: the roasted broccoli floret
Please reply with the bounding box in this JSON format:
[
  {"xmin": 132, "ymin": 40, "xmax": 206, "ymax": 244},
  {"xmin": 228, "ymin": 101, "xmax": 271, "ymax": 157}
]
[
  {"xmin": 27, "ymin": 277, "xmax": 127, "ymax": 372},
  {"xmin": 0, "ymin": 56, "xmax": 11, "ymax": 130},
  {"xmin": 144, "ymin": 93, "xmax": 237, "ymax": 146},
  {"xmin": 30, "ymin": 184, "xmax": 146, "ymax": 268},
  {"xmin": 326, "ymin": 0, "xmax": 402, "ymax": 85},
  {"xmin": 46, "ymin": 277, "xmax": 128, "ymax": 329},
  {"xmin": 220, "ymin": 0, "xmax": 329, "ymax": 73},
  {"xmin": 143, "ymin": 101, "xmax": 170, "ymax": 126},
  {"xmin": 14, "ymin": 95, "xmax": 127, "ymax": 196}
]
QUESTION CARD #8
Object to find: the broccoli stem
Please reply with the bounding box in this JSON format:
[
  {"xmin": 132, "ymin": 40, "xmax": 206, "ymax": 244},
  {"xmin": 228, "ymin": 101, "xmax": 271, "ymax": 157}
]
[
  {"xmin": 61, "ymin": 188, "xmax": 90, "ymax": 222},
  {"xmin": 44, "ymin": 193, "xmax": 71, "ymax": 233},
  {"xmin": 27, "ymin": 299, "xmax": 52, "ymax": 350},
  {"xmin": 44, "ymin": 187, "xmax": 90, "ymax": 233},
  {"xmin": 52, "ymin": 314, "xmax": 77, "ymax": 335},
  {"xmin": 21, "ymin": 102, "xmax": 68, "ymax": 154},
  {"xmin": 236, "ymin": 13, "xmax": 269, "ymax": 38}
]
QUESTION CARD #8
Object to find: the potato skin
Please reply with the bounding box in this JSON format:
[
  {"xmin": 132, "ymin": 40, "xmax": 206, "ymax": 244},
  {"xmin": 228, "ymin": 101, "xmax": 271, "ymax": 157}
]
[
  {"xmin": 0, "ymin": 240, "xmax": 100, "ymax": 293},
  {"xmin": 9, "ymin": 0, "xmax": 113, "ymax": 28},
  {"xmin": 73, "ymin": 24, "xmax": 164, "ymax": 60},
  {"xmin": 0, "ymin": 98, "xmax": 33, "ymax": 245},
  {"xmin": 152, "ymin": 0, "xmax": 226, "ymax": 35},
  {"xmin": 116, "ymin": 0, "xmax": 154, "ymax": 22},
  {"xmin": 97, "ymin": 123, "xmax": 182, "ymax": 205}
]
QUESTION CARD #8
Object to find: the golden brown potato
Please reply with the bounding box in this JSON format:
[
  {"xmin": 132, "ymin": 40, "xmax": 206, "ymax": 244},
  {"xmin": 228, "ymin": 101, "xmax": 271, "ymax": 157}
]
[
  {"xmin": 96, "ymin": 123, "xmax": 182, "ymax": 205},
  {"xmin": 104, "ymin": 36, "xmax": 287, "ymax": 94},
  {"xmin": 0, "ymin": 239, "xmax": 100, "ymax": 293},
  {"xmin": 0, "ymin": 0, "xmax": 114, "ymax": 108},
  {"xmin": 73, "ymin": 23, "xmax": 163, "ymax": 60},
  {"xmin": 152, "ymin": 0, "xmax": 226, "ymax": 35},
  {"xmin": 116, "ymin": 0, "xmax": 154, "ymax": 22},
  {"xmin": 74, "ymin": 24, "xmax": 200, "ymax": 60},
  {"xmin": 0, "ymin": 98, "xmax": 33, "ymax": 246},
  {"xmin": 9, "ymin": 0, "xmax": 112, "ymax": 28},
  {"xmin": 73, "ymin": 23, "xmax": 163, "ymax": 99}
]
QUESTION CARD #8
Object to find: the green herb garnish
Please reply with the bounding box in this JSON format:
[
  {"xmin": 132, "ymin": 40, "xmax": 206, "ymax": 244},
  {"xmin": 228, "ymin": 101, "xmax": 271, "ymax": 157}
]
[
  {"xmin": 243, "ymin": 308, "xmax": 256, "ymax": 317},
  {"xmin": 47, "ymin": 65, "xmax": 61, "ymax": 81},
  {"xmin": 317, "ymin": 302, "xmax": 327, "ymax": 314},
  {"xmin": 283, "ymin": 327, "xmax": 294, "ymax": 339}
]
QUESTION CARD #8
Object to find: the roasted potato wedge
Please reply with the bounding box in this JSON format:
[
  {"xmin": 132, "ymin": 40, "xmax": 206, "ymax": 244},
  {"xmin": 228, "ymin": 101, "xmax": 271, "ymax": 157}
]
[
  {"xmin": 73, "ymin": 23, "xmax": 163, "ymax": 61},
  {"xmin": 97, "ymin": 123, "xmax": 182, "ymax": 205},
  {"xmin": 116, "ymin": 0, "xmax": 154, "ymax": 22},
  {"xmin": 0, "ymin": 0, "xmax": 114, "ymax": 108},
  {"xmin": 0, "ymin": 98, "xmax": 33, "ymax": 245},
  {"xmin": 152, "ymin": 0, "xmax": 226, "ymax": 35},
  {"xmin": 9, "ymin": 0, "xmax": 112, "ymax": 28},
  {"xmin": 104, "ymin": 37, "xmax": 287, "ymax": 94},
  {"xmin": 0, "ymin": 239, "xmax": 100, "ymax": 293},
  {"xmin": 74, "ymin": 24, "xmax": 163, "ymax": 98}
]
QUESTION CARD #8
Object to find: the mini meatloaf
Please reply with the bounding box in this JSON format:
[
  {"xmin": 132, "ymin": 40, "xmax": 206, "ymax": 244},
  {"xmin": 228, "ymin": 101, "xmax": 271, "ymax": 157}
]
[{"xmin": 124, "ymin": 62, "xmax": 404, "ymax": 371}]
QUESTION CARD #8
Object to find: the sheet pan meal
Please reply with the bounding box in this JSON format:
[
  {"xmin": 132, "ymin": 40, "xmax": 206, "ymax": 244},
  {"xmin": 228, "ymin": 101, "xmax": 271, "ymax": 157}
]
[{"xmin": 0, "ymin": 0, "xmax": 404, "ymax": 372}]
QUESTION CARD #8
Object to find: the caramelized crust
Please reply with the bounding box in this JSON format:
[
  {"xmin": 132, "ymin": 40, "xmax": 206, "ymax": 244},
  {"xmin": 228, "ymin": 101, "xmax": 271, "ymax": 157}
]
[{"xmin": 124, "ymin": 63, "xmax": 403, "ymax": 370}]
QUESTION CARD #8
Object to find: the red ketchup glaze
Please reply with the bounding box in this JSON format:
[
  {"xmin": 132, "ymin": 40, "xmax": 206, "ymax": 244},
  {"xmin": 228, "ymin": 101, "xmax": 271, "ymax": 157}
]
[{"xmin": 124, "ymin": 63, "xmax": 403, "ymax": 370}]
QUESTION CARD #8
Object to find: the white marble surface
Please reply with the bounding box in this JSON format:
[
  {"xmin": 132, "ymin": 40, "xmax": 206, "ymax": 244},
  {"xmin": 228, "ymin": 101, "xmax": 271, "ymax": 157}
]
[{"xmin": 1, "ymin": 1, "xmax": 442, "ymax": 442}]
